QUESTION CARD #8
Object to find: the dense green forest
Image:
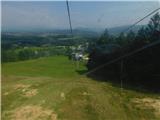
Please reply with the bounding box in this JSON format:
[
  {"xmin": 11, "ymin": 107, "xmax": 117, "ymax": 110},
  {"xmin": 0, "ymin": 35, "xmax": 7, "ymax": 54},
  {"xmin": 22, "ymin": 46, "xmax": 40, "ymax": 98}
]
[{"xmin": 87, "ymin": 13, "xmax": 160, "ymax": 91}]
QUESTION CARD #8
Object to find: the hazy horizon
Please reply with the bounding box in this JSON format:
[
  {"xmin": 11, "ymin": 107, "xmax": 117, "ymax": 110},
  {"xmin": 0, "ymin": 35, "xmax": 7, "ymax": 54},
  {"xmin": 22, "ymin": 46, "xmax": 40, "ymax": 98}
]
[{"xmin": 2, "ymin": 1, "xmax": 160, "ymax": 32}]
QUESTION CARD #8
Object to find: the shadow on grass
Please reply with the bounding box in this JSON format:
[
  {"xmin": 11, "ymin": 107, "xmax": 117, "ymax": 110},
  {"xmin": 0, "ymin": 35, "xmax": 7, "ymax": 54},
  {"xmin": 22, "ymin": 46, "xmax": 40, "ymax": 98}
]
[
  {"xmin": 76, "ymin": 69, "xmax": 160, "ymax": 94},
  {"xmin": 76, "ymin": 70, "xmax": 88, "ymax": 75}
]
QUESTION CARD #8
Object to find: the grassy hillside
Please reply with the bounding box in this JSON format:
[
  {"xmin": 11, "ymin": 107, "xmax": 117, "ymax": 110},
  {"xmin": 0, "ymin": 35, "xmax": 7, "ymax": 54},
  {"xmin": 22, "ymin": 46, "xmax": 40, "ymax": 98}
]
[
  {"xmin": 2, "ymin": 56, "xmax": 86, "ymax": 78},
  {"xmin": 2, "ymin": 56, "xmax": 160, "ymax": 120}
]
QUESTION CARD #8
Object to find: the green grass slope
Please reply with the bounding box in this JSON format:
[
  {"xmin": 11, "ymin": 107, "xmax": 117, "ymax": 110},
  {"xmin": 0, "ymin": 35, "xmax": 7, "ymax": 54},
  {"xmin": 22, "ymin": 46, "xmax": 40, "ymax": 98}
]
[
  {"xmin": 2, "ymin": 56, "xmax": 160, "ymax": 120},
  {"xmin": 2, "ymin": 56, "xmax": 86, "ymax": 78}
]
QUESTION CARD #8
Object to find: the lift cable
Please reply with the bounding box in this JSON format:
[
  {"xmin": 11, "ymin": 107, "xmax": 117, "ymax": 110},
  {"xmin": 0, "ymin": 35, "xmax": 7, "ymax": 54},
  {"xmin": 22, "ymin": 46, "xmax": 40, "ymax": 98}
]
[
  {"xmin": 85, "ymin": 39, "xmax": 160, "ymax": 75},
  {"xmin": 65, "ymin": 1, "xmax": 160, "ymax": 76},
  {"xmin": 85, "ymin": 7, "xmax": 160, "ymax": 75},
  {"xmin": 66, "ymin": 0, "xmax": 73, "ymax": 36},
  {"xmin": 123, "ymin": 7, "xmax": 160, "ymax": 33}
]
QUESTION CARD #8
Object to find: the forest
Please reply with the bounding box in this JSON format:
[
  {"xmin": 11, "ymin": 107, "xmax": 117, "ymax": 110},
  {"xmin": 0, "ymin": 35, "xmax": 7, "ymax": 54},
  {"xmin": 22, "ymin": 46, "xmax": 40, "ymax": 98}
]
[{"xmin": 87, "ymin": 13, "xmax": 160, "ymax": 91}]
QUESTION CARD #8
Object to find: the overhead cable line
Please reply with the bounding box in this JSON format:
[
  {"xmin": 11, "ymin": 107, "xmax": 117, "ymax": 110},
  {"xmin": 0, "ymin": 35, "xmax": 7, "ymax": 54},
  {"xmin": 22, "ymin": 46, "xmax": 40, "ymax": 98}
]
[
  {"xmin": 66, "ymin": 0, "xmax": 73, "ymax": 36},
  {"xmin": 85, "ymin": 7, "xmax": 160, "ymax": 75},
  {"xmin": 123, "ymin": 7, "xmax": 160, "ymax": 33},
  {"xmin": 85, "ymin": 39, "xmax": 160, "ymax": 75}
]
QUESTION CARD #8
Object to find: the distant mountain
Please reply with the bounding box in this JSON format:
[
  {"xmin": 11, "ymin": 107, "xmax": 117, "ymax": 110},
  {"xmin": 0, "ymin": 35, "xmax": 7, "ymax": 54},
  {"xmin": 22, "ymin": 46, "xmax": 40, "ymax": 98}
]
[
  {"xmin": 108, "ymin": 25, "xmax": 146, "ymax": 36},
  {"xmin": 51, "ymin": 25, "xmax": 146, "ymax": 36},
  {"xmin": 2, "ymin": 25, "xmax": 146, "ymax": 37},
  {"xmin": 2, "ymin": 28, "xmax": 101, "ymax": 38}
]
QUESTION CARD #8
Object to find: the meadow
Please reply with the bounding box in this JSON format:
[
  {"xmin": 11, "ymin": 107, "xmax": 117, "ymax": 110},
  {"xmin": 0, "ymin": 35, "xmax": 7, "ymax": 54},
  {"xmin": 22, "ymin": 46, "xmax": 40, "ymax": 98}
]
[{"xmin": 2, "ymin": 56, "xmax": 160, "ymax": 120}]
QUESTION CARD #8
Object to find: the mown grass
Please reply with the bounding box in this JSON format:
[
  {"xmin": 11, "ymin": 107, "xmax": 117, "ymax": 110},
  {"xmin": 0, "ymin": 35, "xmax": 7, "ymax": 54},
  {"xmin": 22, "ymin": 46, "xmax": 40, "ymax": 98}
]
[
  {"xmin": 2, "ymin": 56, "xmax": 86, "ymax": 78},
  {"xmin": 2, "ymin": 56, "xmax": 160, "ymax": 120}
]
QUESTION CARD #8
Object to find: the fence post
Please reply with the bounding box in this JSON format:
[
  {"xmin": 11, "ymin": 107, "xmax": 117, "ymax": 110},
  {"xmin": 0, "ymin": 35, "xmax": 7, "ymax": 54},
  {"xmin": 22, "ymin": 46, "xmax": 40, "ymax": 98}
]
[{"xmin": 120, "ymin": 59, "xmax": 123, "ymax": 93}]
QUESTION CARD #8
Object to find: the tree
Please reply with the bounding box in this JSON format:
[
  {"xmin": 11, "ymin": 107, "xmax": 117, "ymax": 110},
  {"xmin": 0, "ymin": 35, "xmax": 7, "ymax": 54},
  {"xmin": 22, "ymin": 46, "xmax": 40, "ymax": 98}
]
[
  {"xmin": 116, "ymin": 32, "xmax": 127, "ymax": 46},
  {"xmin": 97, "ymin": 29, "xmax": 111, "ymax": 45},
  {"xmin": 2, "ymin": 51, "xmax": 18, "ymax": 62},
  {"xmin": 126, "ymin": 30, "xmax": 136, "ymax": 43},
  {"xmin": 18, "ymin": 49, "xmax": 35, "ymax": 60},
  {"xmin": 146, "ymin": 12, "xmax": 160, "ymax": 42}
]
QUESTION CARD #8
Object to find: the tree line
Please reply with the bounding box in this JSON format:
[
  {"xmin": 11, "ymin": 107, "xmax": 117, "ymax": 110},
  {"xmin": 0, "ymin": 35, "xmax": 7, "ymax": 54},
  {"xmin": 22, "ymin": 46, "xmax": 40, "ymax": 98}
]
[
  {"xmin": 87, "ymin": 13, "xmax": 160, "ymax": 91},
  {"xmin": 1, "ymin": 46, "xmax": 68, "ymax": 62},
  {"xmin": 1, "ymin": 32, "xmax": 94, "ymax": 62}
]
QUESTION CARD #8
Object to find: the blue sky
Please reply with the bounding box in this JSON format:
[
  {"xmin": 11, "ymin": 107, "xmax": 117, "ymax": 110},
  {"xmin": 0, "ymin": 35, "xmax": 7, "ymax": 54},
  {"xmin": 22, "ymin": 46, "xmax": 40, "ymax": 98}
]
[{"xmin": 2, "ymin": 1, "xmax": 160, "ymax": 32}]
